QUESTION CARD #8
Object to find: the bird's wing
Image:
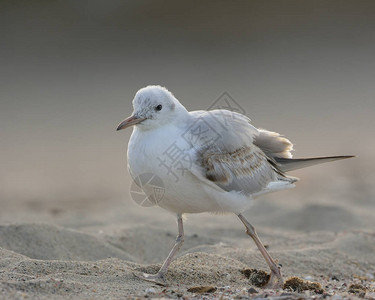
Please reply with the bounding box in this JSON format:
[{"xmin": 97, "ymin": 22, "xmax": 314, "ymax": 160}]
[{"xmin": 185, "ymin": 110, "xmax": 289, "ymax": 195}]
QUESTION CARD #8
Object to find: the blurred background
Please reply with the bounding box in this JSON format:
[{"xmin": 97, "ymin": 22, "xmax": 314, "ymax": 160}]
[{"xmin": 0, "ymin": 1, "xmax": 374, "ymax": 231}]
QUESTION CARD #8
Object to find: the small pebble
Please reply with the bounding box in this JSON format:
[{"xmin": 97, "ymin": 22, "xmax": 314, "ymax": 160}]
[
  {"xmin": 145, "ymin": 287, "xmax": 156, "ymax": 294},
  {"xmin": 248, "ymin": 287, "xmax": 258, "ymax": 294}
]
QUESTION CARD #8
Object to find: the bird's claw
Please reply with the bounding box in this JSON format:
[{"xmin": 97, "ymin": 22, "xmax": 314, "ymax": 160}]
[
  {"xmin": 264, "ymin": 268, "xmax": 283, "ymax": 289},
  {"xmin": 133, "ymin": 271, "xmax": 167, "ymax": 286}
]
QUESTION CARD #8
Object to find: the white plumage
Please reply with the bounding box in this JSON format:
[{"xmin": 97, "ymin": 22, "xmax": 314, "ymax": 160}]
[{"xmin": 117, "ymin": 85, "xmax": 353, "ymax": 288}]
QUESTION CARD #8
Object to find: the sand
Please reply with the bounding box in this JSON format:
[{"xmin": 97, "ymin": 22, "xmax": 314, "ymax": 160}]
[{"xmin": 0, "ymin": 164, "xmax": 375, "ymax": 299}]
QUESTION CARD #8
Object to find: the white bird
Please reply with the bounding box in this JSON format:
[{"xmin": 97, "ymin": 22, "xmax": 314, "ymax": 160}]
[{"xmin": 117, "ymin": 85, "xmax": 353, "ymax": 288}]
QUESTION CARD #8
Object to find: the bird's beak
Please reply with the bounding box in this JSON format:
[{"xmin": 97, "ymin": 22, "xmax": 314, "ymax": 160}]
[{"xmin": 116, "ymin": 115, "xmax": 146, "ymax": 131}]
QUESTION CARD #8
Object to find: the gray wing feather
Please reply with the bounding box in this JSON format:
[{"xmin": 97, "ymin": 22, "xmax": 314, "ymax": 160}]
[
  {"xmin": 195, "ymin": 144, "xmax": 279, "ymax": 195},
  {"xmin": 275, "ymin": 156, "xmax": 355, "ymax": 172},
  {"xmin": 186, "ymin": 110, "xmax": 288, "ymax": 195}
]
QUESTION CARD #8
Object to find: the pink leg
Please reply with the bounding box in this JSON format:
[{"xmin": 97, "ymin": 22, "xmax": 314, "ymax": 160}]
[
  {"xmin": 238, "ymin": 213, "xmax": 283, "ymax": 289},
  {"xmin": 134, "ymin": 214, "xmax": 184, "ymax": 285}
]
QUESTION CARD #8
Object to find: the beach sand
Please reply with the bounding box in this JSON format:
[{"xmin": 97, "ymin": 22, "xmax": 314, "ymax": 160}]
[
  {"xmin": 0, "ymin": 163, "xmax": 374, "ymax": 299},
  {"xmin": 1, "ymin": 1, "xmax": 375, "ymax": 298}
]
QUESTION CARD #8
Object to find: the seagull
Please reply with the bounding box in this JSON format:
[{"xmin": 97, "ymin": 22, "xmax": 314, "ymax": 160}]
[{"xmin": 116, "ymin": 85, "xmax": 353, "ymax": 288}]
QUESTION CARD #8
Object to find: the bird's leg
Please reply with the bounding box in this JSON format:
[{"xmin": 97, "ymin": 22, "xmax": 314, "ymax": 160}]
[
  {"xmin": 134, "ymin": 214, "xmax": 184, "ymax": 285},
  {"xmin": 237, "ymin": 213, "xmax": 283, "ymax": 289}
]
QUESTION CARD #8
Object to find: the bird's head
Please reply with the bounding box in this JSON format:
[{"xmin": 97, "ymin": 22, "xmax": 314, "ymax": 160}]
[{"xmin": 117, "ymin": 85, "xmax": 188, "ymax": 131}]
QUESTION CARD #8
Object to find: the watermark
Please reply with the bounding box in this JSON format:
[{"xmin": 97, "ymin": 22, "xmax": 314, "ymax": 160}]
[
  {"xmin": 207, "ymin": 91, "xmax": 246, "ymax": 115},
  {"xmin": 129, "ymin": 91, "xmax": 247, "ymax": 208},
  {"xmin": 130, "ymin": 172, "xmax": 165, "ymax": 207},
  {"xmin": 157, "ymin": 141, "xmax": 193, "ymax": 183},
  {"xmin": 156, "ymin": 91, "xmax": 247, "ymax": 183},
  {"xmin": 181, "ymin": 116, "xmax": 222, "ymax": 147},
  {"xmin": 206, "ymin": 91, "xmax": 247, "ymax": 130}
]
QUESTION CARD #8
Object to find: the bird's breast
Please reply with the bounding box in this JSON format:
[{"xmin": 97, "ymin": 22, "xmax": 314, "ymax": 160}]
[
  {"xmin": 126, "ymin": 126, "xmax": 223, "ymax": 213},
  {"xmin": 127, "ymin": 125, "xmax": 190, "ymax": 181}
]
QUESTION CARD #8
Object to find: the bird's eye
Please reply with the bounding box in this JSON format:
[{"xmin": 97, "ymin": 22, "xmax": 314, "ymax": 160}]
[{"xmin": 155, "ymin": 104, "xmax": 162, "ymax": 111}]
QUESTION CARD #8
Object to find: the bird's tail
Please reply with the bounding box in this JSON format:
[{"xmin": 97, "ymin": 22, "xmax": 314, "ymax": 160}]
[{"xmin": 274, "ymin": 155, "xmax": 355, "ymax": 172}]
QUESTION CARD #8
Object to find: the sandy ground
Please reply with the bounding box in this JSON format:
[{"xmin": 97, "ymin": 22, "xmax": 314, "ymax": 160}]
[
  {"xmin": 1, "ymin": 1, "xmax": 375, "ymax": 299},
  {"xmin": 0, "ymin": 163, "xmax": 375, "ymax": 299}
]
